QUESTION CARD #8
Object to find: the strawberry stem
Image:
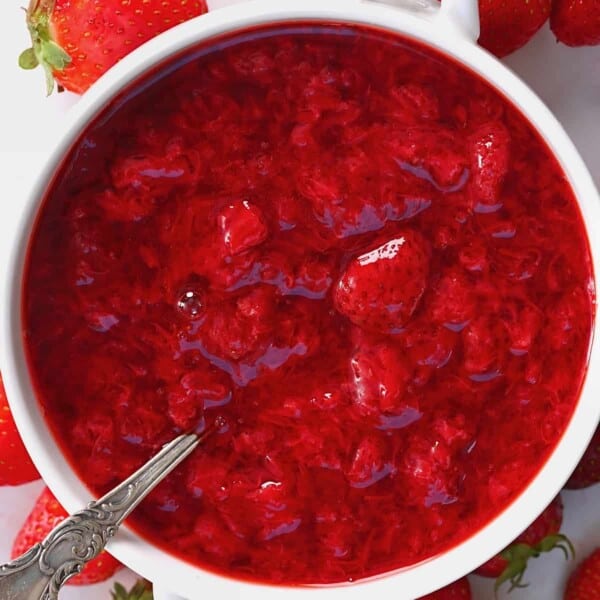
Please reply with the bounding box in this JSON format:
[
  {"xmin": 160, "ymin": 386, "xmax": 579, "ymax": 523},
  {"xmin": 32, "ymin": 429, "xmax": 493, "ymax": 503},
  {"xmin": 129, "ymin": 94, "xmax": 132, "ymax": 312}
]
[
  {"xmin": 20, "ymin": 0, "xmax": 71, "ymax": 95},
  {"xmin": 111, "ymin": 579, "xmax": 154, "ymax": 600},
  {"xmin": 494, "ymin": 533, "xmax": 575, "ymax": 596}
]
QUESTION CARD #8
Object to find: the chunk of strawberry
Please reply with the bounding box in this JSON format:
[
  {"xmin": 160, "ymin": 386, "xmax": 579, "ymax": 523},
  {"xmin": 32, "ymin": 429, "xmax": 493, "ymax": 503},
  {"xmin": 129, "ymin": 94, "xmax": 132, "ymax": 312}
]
[
  {"xmin": 186, "ymin": 454, "xmax": 230, "ymax": 501},
  {"xmin": 297, "ymin": 160, "xmax": 386, "ymax": 239},
  {"xmin": 386, "ymin": 126, "xmax": 468, "ymax": 189},
  {"xmin": 458, "ymin": 240, "xmax": 488, "ymax": 272},
  {"xmin": 469, "ymin": 121, "xmax": 511, "ymax": 208},
  {"xmin": 401, "ymin": 437, "xmax": 459, "ymax": 507},
  {"xmin": 404, "ymin": 321, "xmax": 457, "ymax": 372},
  {"xmin": 96, "ymin": 188, "xmax": 157, "ymax": 222},
  {"xmin": 168, "ymin": 370, "xmax": 231, "ymax": 431},
  {"xmin": 346, "ymin": 435, "xmax": 391, "ymax": 488},
  {"xmin": 433, "ymin": 413, "xmax": 472, "ymax": 452},
  {"xmin": 544, "ymin": 289, "xmax": 591, "ymax": 350},
  {"xmin": 217, "ymin": 200, "xmax": 268, "ymax": 255},
  {"xmin": 389, "ymin": 84, "xmax": 441, "ymax": 122},
  {"xmin": 428, "ymin": 269, "xmax": 475, "ymax": 325},
  {"xmin": 462, "ymin": 316, "xmax": 505, "ymax": 374},
  {"xmin": 334, "ymin": 232, "xmax": 430, "ymax": 333},
  {"xmin": 203, "ymin": 287, "xmax": 277, "ymax": 361},
  {"xmin": 350, "ymin": 343, "xmax": 412, "ymax": 414},
  {"xmin": 110, "ymin": 141, "xmax": 194, "ymax": 199},
  {"xmin": 286, "ymin": 423, "xmax": 344, "ymax": 470},
  {"xmin": 493, "ymin": 245, "xmax": 542, "ymax": 281},
  {"xmin": 500, "ymin": 299, "xmax": 542, "ymax": 353}
]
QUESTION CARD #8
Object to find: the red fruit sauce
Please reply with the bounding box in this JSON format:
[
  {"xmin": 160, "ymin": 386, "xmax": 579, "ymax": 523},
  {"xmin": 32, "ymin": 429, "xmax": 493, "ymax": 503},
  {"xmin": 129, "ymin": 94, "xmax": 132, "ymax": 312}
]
[{"xmin": 23, "ymin": 24, "xmax": 594, "ymax": 584}]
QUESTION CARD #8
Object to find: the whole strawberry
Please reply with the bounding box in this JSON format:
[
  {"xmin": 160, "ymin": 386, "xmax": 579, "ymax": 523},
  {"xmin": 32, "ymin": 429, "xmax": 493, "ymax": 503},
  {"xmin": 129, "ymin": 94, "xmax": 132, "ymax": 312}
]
[
  {"xmin": 419, "ymin": 577, "xmax": 472, "ymax": 599},
  {"xmin": 12, "ymin": 487, "xmax": 123, "ymax": 584},
  {"xmin": 565, "ymin": 548, "xmax": 600, "ymax": 600},
  {"xmin": 19, "ymin": 0, "xmax": 208, "ymax": 95},
  {"xmin": 478, "ymin": 0, "xmax": 552, "ymax": 57},
  {"xmin": 333, "ymin": 231, "xmax": 430, "ymax": 334},
  {"xmin": 0, "ymin": 373, "xmax": 40, "ymax": 486},
  {"xmin": 551, "ymin": 0, "xmax": 600, "ymax": 47},
  {"xmin": 475, "ymin": 495, "xmax": 574, "ymax": 592},
  {"xmin": 565, "ymin": 425, "xmax": 600, "ymax": 489}
]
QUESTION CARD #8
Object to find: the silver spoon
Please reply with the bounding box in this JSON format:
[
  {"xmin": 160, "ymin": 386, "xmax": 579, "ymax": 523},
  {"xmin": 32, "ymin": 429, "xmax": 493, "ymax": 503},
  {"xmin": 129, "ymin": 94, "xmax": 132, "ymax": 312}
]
[{"xmin": 0, "ymin": 424, "xmax": 216, "ymax": 600}]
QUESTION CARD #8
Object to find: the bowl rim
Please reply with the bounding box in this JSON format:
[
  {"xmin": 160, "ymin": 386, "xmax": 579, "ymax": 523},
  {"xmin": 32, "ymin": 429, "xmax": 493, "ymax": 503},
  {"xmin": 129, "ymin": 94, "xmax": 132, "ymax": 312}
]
[{"xmin": 2, "ymin": 0, "xmax": 600, "ymax": 598}]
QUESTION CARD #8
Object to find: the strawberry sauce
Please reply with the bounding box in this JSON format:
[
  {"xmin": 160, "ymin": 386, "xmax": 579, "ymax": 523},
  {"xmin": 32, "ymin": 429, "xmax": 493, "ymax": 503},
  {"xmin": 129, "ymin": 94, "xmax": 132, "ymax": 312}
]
[{"xmin": 23, "ymin": 24, "xmax": 594, "ymax": 584}]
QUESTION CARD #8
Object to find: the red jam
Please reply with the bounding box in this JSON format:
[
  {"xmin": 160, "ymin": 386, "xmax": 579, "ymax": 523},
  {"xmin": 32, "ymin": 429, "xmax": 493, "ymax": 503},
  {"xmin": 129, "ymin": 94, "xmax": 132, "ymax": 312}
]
[{"xmin": 23, "ymin": 24, "xmax": 594, "ymax": 585}]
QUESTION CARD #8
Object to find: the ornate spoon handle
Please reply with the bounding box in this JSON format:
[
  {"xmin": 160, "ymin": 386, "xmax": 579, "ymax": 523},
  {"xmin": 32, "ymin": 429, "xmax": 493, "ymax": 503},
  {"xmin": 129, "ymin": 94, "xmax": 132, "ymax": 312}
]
[{"xmin": 0, "ymin": 430, "xmax": 207, "ymax": 600}]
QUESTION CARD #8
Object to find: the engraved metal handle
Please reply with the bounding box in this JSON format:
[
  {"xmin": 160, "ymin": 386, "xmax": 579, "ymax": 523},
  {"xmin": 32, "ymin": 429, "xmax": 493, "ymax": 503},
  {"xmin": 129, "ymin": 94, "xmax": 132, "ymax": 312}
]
[{"xmin": 0, "ymin": 430, "xmax": 209, "ymax": 600}]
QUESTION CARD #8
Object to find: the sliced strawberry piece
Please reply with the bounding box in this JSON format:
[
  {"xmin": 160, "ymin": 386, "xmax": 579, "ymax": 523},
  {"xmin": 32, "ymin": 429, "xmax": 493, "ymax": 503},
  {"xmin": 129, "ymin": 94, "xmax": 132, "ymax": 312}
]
[
  {"xmin": 218, "ymin": 200, "xmax": 268, "ymax": 255},
  {"xmin": 334, "ymin": 232, "xmax": 431, "ymax": 333},
  {"xmin": 469, "ymin": 121, "xmax": 511, "ymax": 209},
  {"xmin": 111, "ymin": 153, "xmax": 191, "ymax": 193},
  {"xmin": 389, "ymin": 84, "xmax": 441, "ymax": 122},
  {"xmin": 350, "ymin": 343, "xmax": 412, "ymax": 414},
  {"xmin": 401, "ymin": 437, "xmax": 460, "ymax": 507},
  {"xmin": 346, "ymin": 435, "xmax": 391, "ymax": 488},
  {"xmin": 387, "ymin": 126, "xmax": 468, "ymax": 190},
  {"xmin": 297, "ymin": 159, "xmax": 387, "ymax": 240}
]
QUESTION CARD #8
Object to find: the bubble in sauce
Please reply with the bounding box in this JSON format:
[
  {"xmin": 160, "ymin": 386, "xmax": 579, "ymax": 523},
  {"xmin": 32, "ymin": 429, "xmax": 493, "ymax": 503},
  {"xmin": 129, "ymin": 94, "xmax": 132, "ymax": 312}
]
[{"xmin": 177, "ymin": 287, "xmax": 205, "ymax": 319}]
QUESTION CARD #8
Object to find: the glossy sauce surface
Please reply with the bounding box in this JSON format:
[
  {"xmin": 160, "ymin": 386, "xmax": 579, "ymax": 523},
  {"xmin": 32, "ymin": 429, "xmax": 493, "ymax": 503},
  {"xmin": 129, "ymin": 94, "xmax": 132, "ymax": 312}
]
[{"xmin": 24, "ymin": 24, "xmax": 594, "ymax": 584}]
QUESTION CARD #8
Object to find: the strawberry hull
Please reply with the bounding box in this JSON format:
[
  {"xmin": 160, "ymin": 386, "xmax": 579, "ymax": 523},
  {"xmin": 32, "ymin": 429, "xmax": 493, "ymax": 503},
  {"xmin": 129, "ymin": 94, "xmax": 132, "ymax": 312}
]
[{"xmin": 21, "ymin": 22, "xmax": 593, "ymax": 587}]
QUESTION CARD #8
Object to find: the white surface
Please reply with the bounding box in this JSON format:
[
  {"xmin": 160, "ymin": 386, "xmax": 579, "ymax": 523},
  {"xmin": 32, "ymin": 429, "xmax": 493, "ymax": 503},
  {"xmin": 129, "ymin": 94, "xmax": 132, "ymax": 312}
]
[{"xmin": 0, "ymin": 1, "xmax": 599, "ymax": 599}]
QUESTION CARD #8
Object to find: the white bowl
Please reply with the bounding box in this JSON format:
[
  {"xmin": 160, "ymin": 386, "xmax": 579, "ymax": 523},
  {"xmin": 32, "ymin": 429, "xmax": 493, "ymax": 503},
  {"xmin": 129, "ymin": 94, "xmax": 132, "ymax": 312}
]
[{"xmin": 2, "ymin": 1, "xmax": 600, "ymax": 599}]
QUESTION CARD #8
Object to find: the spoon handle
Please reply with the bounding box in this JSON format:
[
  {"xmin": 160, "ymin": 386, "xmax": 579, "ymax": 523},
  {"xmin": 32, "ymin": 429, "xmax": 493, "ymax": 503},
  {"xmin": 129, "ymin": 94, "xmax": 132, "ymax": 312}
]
[{"xmin": 0, "ymin": 431, "xmax": 203, "ymax": 600}]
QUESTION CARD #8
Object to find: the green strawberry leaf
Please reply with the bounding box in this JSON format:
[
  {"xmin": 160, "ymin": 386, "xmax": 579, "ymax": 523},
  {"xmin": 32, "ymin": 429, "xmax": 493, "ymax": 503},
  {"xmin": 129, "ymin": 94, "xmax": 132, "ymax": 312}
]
[
  {"xmin": 40, "ymin": 39, "xmax": 71, "ymax": 70},
  {"xmin": 18, "ymin": 47, "xmax": 38, "ymax": 69},
  {"xmin": 41, "ymin": 61, "xmax": 55, "ymax": 96},
  {"xmin": 111, "ymin": 579, "xmax": 153, "ymax": 600},
  {"xmin": 494, "ymin": 533, "xmax": 575, "ymax": 596},
  {"xmin": 19, "ymin": 0, "xmax": 71, "ymax": 95}
]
